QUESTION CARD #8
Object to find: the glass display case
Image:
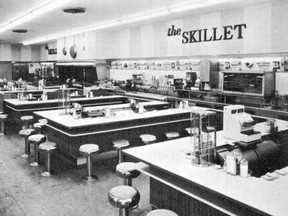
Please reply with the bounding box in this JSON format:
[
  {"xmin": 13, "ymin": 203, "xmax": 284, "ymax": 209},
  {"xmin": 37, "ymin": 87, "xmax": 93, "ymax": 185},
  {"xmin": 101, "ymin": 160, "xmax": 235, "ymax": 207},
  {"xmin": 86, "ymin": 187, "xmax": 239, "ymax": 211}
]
[{"xmin": 222, "ymin": 71, "xmax": 275, "ymax": 97}]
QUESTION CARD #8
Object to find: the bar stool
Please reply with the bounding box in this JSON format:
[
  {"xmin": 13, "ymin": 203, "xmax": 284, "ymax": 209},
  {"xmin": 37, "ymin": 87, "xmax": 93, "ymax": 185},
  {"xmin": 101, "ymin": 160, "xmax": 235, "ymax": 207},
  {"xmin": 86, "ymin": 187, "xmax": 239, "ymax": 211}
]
[
  {"xmin": 79, "ymin": 144, "xmax": 99, "ymax": 182},
  {"xmin": 39, "ymin": 141, "xmax": 57, "ymax": 177},
  {"xmin": 108, "ymin": 185, "xmax": 140, "ymax": 216},
  {"xmin": 28, "ymin": 134, "xmax": 46, "ymax": 166},
  {"xmin": 19, "ymin": 129, "xmax": 36, "ymax": 158},
  {"xmin": 0, "ymin": 113, "xmax": 7, "ymax": 135},
  {"xmin": 147, "ymin": 209, "xmax": 178, "ymax": 216},
  {"xmin": 112, "ymin": 139, "xmax": 130, "ymax": 164},
  {"xmin": 140, "ymin": 134, "xmax": 157, "ymax": 145},
  {"xmin": 116, "ymin": 162, "xmax": 141, "ymax": 186},
  {"xmin": 20, "ymin": 115, "xmax": 34, "ymax": 129},
  {"xmin": 164, "ymin": 131, "xmax": 180, "ymax": 140},
  {"xmin": 34, "ymin": 119, "xmax": 48, "ymax": 134}
]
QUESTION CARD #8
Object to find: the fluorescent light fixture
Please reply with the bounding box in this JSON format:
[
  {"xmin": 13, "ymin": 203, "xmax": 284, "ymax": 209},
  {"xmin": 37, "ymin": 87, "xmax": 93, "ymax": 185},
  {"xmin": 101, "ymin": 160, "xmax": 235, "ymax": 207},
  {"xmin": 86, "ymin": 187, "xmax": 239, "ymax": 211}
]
[
  {"xmin": 23, "ymin": 0, "xmax": 235, "ymax": 45},
  {"xmin": 0, "ymin": 0, "xmax": 71, "ymax": 34}
]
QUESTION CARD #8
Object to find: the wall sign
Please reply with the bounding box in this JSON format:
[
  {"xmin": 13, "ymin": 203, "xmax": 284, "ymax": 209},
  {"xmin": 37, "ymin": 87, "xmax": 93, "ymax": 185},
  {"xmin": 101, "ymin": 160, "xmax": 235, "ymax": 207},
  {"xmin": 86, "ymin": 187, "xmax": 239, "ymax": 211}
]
[
  {"xmin": 167, "ymin": 23, "xmax": 247, "ymax": 44},
  {"xmin": 48, "ymin": 48, "xmax": 57, "ymax": 55}
]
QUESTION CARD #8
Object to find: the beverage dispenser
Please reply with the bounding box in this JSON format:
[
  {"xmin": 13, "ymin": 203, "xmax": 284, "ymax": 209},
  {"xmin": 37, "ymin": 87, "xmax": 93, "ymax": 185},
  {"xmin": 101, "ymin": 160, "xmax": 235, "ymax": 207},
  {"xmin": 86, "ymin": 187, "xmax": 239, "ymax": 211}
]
[{"xmin": 190, "ymin": 110, "xmax": 217, "ymax": 167}]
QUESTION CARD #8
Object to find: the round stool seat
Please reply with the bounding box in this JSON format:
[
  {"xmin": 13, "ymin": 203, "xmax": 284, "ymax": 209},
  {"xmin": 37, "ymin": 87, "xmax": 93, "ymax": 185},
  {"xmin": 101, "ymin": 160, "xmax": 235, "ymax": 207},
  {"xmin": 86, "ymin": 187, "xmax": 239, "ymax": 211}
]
[
  {"xmin": 34, "ymin": 122, "xmax": 46, "ymax": 129},
  {"xmin": 116, "ymin": 162, "xmax": 141, "ymax": 179},
  {"xmin": 39, "ymin": 141, "xmax": 56, "ymax": 152},
  {"xmin": 28, "ymin": 134, "xmax": 46, "ymax": 143},
  {"xmin": 112, "ymin": 139, "xmax": 130, "ymax": 149},
  {"xmin": 165, "ymin": 132, "xmax": 180, "ymax": 139},
  {"xmin": 19, "ymin": 129, "xmax": 36, "ymax": 137},
  {"xmin": 108, "ymin": 185, "xmax": 140, "ymax": 209},
  {"xmin": 20, "ymin": 115, "xmax": 33, "ymax": 121},
  {"xmin": 140, "ymin": 134, "xmax": 156, "ymax": 144},
  {"xmin": 38, "ymin": 119, "xmax": 48, "ymax": 124},
  {"xmin": 0, "ymin": 114, "xmax": 7, "ymax": 119},
  {"xmin": 79, "ymin": 144, "xmax": 99, "ymax": 155},
  {"xmin": 147, "ymin": 209, "xmax": 178, "ymax": 216}
]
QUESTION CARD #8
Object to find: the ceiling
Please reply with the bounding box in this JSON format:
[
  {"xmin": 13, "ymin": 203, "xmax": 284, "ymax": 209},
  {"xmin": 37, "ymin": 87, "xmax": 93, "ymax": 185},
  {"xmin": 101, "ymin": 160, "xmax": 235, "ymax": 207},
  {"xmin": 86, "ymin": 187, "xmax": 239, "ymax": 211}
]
[{"xmin": 0, "ymin": 0, "xmax": 273, "ymax": 45}]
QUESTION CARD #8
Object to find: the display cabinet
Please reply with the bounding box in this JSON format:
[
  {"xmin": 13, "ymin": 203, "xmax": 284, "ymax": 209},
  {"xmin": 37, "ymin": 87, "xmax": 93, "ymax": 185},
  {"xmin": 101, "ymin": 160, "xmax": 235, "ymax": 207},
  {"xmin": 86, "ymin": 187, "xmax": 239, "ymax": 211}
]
[{"xmin": 222, "ymin": 71, "xmax": 275, "ymax": 97}]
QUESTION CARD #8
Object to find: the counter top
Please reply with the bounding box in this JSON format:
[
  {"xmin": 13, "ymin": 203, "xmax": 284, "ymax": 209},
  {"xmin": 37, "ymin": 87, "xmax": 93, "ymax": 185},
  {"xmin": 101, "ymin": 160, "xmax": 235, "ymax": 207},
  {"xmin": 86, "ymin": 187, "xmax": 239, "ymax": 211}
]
[
  {"xmin": 34, "ymin": 106, "xmax": 205, "ymax": 129},
  {"xmin": 4, "ymin": 95, "xmax": 124, "ymax": 106},
  {"xmin": 123, "ymin": 120, "xmax": 288, "ymax": 216}
]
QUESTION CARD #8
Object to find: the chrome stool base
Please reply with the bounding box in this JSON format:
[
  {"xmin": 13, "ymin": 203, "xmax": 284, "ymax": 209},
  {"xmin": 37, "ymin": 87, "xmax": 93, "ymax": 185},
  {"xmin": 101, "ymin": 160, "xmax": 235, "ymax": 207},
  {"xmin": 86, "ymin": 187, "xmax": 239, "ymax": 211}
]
[
  {"xmin": 21, "ymin": 154, "xmax": 29, "ymax": 158},
  {"xmin": 41, "ymin": 171, "xmax": 51, "ymax": 177},
  {"xmin": 82, "ymin": 175, "xmax": 98, "ymax": 182}
]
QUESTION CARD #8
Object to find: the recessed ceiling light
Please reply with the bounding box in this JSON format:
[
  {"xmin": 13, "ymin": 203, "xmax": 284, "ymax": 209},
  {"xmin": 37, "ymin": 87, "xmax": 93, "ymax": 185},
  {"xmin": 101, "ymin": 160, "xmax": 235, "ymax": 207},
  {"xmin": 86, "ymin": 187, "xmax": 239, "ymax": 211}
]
[
  {"xmin": 12, "ymin": 29, "xmax": 28, "ymax": 33},
  {"xmin": 63, "ymin": 7, "xmax": 86, "ymax": 14}
]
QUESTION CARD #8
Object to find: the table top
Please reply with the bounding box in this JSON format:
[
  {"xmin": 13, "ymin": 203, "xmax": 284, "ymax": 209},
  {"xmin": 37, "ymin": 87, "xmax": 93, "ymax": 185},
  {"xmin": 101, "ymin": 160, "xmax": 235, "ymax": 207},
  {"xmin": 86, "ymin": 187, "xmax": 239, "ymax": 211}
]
[{"xmin": 123, "ymin": 119, "xmax": 288, "ymax": 216}]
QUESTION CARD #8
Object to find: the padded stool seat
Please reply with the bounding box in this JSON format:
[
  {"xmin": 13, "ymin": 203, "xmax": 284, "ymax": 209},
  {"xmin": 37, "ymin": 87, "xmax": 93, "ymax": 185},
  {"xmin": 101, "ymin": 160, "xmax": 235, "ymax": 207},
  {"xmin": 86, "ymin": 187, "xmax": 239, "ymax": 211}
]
[
  {"xmin": 147, "ymin": 209, "xmax": 178, "ymax": 216},
  {"xmin": 108, "ymin": 185, "xmax": 140, "ymax": 216},
  {"xmin": 185, "ymin": 127, "xmax": 199, "ymax": 135},
  {"xmin": 116, "ymin": 162, "xmax": 141, "ymax": 186},
  {"xmin": 140, "ymin": 134, "xmax": 157, "ymax": 144},
  {"xmin": 112, "ymin": 139, "xmax": 130, "ymax": 164},
  {"xmin": 165, "ymin": 132, "xmax": 180, "ymax": 140},
  {"xmin": 20, "ymin": 115, "xmax": 34, "ymax": 129},
  {"xmin": 19, "ymin": 129, "xmax": 36, "ymax": 158},
  {"xmin": 0, "ymin": 113, "xmax": 8, "ymax": 135},
  {"xmin": 34, "ymin": 121, "xmax": 47, "ymax": 134},
  {"xmin": 39, "ymin": 141, "xmax": 56, "ymax": 177},
  {"xmin": 79, "ymin": 144, "xmax": 99, "ymax": 182},
  {"xmin": 28, "ymin": 134, "xmax": 46, "ymax": 167}
]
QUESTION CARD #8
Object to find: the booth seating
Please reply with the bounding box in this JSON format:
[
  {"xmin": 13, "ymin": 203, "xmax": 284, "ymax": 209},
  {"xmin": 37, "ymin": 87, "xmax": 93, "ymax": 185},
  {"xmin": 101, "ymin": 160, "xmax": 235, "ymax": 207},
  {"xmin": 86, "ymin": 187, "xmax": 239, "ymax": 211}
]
[
  {"xmin": 139, "ymin": 134, "xmax": 157, "ymax": 145},
  {"xmin": 108, "ymin": 185, "xmax": 140, "ymax": 216},
  {"xmin": 0, "ymin": 113, "xmax": 7, "ymax": 135},
  {"xmin": 19, "ymin": 129, "xmax": 36, "ymax": 158},
  {"xmin": 39, "ymin": 141, "xmax": 57, "ymax": 177},
  {"xmin": 164, "ymin": 131, "xmax": 180, "ymax": 140},
  {"xmin": 112, "ymin": 139, "xmax": 130, "ymax": 164},
  {"xmin": 79, "ymin": 144, "xmax": 99, "ymax": 182},
  {"xmin": 20, "ymin": 115, "xmax": 34, "ymax": 129},
  {"xmin": 116, "ymin": 162, "xmax": 140, "ymax": 186},
  {"xmin": 147, "ymin": 209, "xmax": 178, "ymax": 216},
  {"xmin": 28, "ymin": 134, "xmax": 46, "ymax": 167},
  {"xmin": 34, "ymin": 119, "xmax": 48, "ymax": 134}
]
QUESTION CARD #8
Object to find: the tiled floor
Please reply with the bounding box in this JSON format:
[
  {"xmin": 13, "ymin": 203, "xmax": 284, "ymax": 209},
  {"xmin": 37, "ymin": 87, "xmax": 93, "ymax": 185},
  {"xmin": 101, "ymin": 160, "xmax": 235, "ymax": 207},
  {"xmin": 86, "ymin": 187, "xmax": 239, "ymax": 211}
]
[{"xmin": 0, "ymin": 129, "xmax": 151, "ymax": 216}]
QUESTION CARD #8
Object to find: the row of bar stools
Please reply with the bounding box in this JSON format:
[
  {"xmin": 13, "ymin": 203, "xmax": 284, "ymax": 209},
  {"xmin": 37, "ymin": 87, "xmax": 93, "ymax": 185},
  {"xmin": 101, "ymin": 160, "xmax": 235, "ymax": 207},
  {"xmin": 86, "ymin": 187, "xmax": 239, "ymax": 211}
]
[
  {"xmin": 112, "ymin": 139, "xmax": 130, "ymax": 164},
  {"xmin": 108, "ymin": 185, "xmax": 140, "ymax": 216},
  {"xmin": 0, "ymin": 113, "xmax": 7, "ymax": 135},
  {"xmin": 39, "ymin": 141, "xmax": 57, "ymax": 176},
  {"xmin": 20, "ymin": 115, "xmax": 34, "ymax": 129},
  {"xmin": 28, "ymin": 134, "xmax": 46, "ymax": 167},
  {"xmin": 79, "ymin": 144, "xmax": 99, "ymax": 182},
  {"xmin": 140, "ymin": 134, "xmax": 157, "ymax": 145},
  {"xmin": 147, "ymin": 209, "xmax": 178, "ymax": 216},
  {"xmin": 116, "ymin": 162, "xmax": 140, "ymax": 186},
  {"xmin": 164, "ymin": 131, "xmax": 180, "ymax": 140}
]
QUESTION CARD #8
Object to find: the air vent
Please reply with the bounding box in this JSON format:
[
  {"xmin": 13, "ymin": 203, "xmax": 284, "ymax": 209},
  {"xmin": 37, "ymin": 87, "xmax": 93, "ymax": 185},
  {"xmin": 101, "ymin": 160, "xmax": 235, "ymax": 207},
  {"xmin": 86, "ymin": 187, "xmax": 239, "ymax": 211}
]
[
  {"xmin": 63, "ymin": 7, "xmax": 86, "ymax": 14},
  {"xmin": 12, "ymin": 29, "xmax": 28, "ymax": 33}
]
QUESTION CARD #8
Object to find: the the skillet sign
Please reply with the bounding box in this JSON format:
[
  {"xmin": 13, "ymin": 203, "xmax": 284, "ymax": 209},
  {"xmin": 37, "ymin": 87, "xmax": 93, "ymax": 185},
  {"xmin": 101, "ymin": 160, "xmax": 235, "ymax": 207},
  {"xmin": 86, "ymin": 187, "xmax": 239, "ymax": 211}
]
[{"xmin": 167, "ymin": 23, "xmax": 246, "ymax": 43}]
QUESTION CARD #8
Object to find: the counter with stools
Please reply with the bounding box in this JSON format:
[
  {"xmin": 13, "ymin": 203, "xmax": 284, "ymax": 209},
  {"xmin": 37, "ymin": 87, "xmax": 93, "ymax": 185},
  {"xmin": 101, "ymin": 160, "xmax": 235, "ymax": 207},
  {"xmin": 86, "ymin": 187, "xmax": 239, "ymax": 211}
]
[
  {"xmin": 116, "ymin": 162, "xmax": 141, "ymax": 186},
  {"xmin": 108, "ymin": 185, "xmax": 140, "ymax": 216},
  {"xmin": 79, "ymin": 144, "xmax": 99, "ymax": 182},
  {"xmin": 147, "ymin": 209, "xmax": 178, "ymax": 216},
  {"xmin": 28, "ymin": 134, "xmax": 46, "ymax": 166},
  {"xmin": 140, "ymin": 134, "xmax": 157, "ymax": 145},
  {"xmin": 112, "ymin": 139, "xmax": 130, "ymax": 164},
  {"xmin": 19, "ymin": 128, "xmax": 36, "ymax": 158},
  {"xmin": 20, "ymin": 115, "xmax": 34, "ymax": 129},
  {"xmin": 39, "ymin": 141, "xmax": 57, "ymax": 177},
  {"xmin": 0, "ymin": 113, "xmax": 7, "ymax": 135},
  {"xmin": 164, "ymin": 131, "xmax": 180, "ymax": 140}
]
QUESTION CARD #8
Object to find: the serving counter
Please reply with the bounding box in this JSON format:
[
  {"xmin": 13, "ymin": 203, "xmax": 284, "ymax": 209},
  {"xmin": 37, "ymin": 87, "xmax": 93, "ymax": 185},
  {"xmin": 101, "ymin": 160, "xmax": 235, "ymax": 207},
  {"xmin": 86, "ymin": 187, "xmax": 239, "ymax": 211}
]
[
  {"xmin": 123, "ymin": 120, "xmax": 288, "ymax": 216},
  {"xmin": 34, "ymin": 102, "xmax": 189, "ymax": 165}
]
